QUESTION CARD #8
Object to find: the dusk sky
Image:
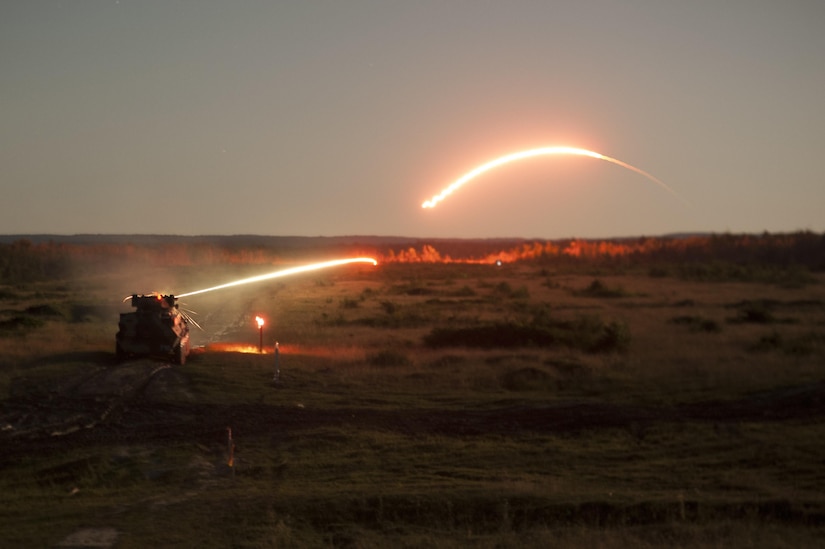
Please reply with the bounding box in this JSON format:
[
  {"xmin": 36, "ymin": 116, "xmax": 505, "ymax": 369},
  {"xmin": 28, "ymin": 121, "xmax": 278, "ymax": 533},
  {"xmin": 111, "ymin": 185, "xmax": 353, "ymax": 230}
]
[{"xmin": 2, "ymin": 1, "xmax": 823, "ymax": 239}]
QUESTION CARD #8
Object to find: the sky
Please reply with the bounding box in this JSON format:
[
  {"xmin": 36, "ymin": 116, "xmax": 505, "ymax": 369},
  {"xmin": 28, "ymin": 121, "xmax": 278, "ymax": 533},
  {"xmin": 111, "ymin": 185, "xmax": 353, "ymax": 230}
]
[{"xmin": 2, "ymin": 1, "xmax": 824, "ymax": 239}]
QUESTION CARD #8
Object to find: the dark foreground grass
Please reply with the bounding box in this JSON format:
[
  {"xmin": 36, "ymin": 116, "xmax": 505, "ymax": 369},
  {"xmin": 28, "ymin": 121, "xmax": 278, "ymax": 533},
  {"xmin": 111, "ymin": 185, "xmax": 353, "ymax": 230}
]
[
  {"xmin": 2, "ymin": 349, "xmax": 824, "ymax": 547},
  {"xmin": 4, "ymin": 426, "xmax": 825, "ymax": 547}
]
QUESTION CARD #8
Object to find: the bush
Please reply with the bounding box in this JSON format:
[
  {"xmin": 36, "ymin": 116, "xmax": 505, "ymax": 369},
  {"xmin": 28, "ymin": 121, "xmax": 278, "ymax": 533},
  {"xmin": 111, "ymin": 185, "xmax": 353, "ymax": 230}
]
[
  {"xmin": 590, "ymin": 320, "xmax": 631, "ymax": 353},
  {"xmin": 428, "ymin": 354, "xmax": 465, "ymax": 368},
  {"xmin": 677, "ymin": 261, "xmax": 815, "ymax": 287},
  {"xmin": 670, "ymin": 315, "xmax": 721, "ymax": 333},
  {"xmin": 749, "ymin": 331, "xmax": 783, "ymax": 353},
  {"xmin": 0, "ymin": 288, "xmax": 19, "ymax": 300},
  {"xmin": 490, "ymin": 282, "xmax": 529, "ymax": 300},
  {"xmin": 355, "ymin": 306, "xmax": 431, "ymax": 328},
  {"xmin": 423, "ymin": 316, "xmax": 630, "ymax": 354},
  {"xmin": 783, "ymin": 332, "xmax": 825, "ymax": 356},
  {"xmin": 500, "ymin": 367, "xmax": 555, "ymax": 391},
  {"xmin": 575, "ymin": 279, "xmax": 626, "ymax": 298},
  {"xmin": 367, "ymin": 349, "xmax": 411, "ymax": 367},
  {"xmin": 25, "ymin": 304, "xmax": 64, "ymax": 318},
  {"xmin": 390, "ymin": 282, "xmax": 435, "ymax": 296},
  {"xmin": 424, "ymin": 324, "xmax": 554, "ymax": 349},
  {"xmin": 451, "ymin": 285, "xmax": 477, "ymax": 297},
  {"xmin": 729, "ymin": 301, "xmax": 775, "ymax": 324},
  {"xmin": 0, "ymin": 315, "xmax": 45, "ymax": 334},
  {"xmin": 737, "ymin": 307, "xmax": 773, "ymax": 323},
  {"xmin": 749, "ymin": 330, "xmax": 824, "ymax": 355}
]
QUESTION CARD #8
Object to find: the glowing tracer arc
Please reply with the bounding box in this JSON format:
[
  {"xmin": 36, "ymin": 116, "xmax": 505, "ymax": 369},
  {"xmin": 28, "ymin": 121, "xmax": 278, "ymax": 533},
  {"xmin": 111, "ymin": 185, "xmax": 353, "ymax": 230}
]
[
  {"xmin": 177, "ymin": 257, "xmax": 378, "ymax": 298},
  {"xmin": 421, "ymin": 146, "xmax": 689, "ymax": 209}
]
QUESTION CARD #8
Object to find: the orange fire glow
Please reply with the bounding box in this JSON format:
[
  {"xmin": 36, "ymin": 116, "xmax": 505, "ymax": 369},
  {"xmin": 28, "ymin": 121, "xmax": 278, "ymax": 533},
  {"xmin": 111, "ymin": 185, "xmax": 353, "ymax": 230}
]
[
  {"xmin": 376, "ymin": 238, "xmax": 703, "ymax": 264},
  {"xmin": 421, "ymin": 146, "xmax": 689, "ymax": 209},
  {"xmin": 203, "ymin": 342, "xmax": 366, "ymax": 358},
  {"xmin": 205, "ymin": 343, "xmax": 265, "ymax": 354}
]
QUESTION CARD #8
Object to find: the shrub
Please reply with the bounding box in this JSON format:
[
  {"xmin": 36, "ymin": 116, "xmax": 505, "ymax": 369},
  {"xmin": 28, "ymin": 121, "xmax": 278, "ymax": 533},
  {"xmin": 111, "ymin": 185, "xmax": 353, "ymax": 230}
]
[
  {"xmin": 749, "ymin": 331, "xmax": 782, "ymax": 352},
  {"xmin": 428, "ymin": 354, "xmax": 465, "ymax": 368},
  {"xmin": 677, "ymin": 261, "xmax": 815, "ymax": 287},
  {"xmin": 0, "ymin": 288, "xmax": 19, "ymax": 300},
  {"xmin": 528, "ymin": 304, "xmax": 553, "ymax": 328},
  {"xmin": 749, "ymin": 330, "xmax": 824, "ymax": 355},
  {"xmin": 590, "ymin": 320, "xmax": 631, "ymax": 353},
  {"xmin": 0, "ymin": 315, "xmax": 45, "ymax": 334},
  {"xmin": 562, "ymin": 316, "xmax": 631, "ymax": 353},
  {"xmin": 510, "ymin": 285, "xmax": 530, "ymax": 299},
  {"xmin": 69, "ymin": 304, "xmax": 108, "ymax": 323},
  {"xmin": 451, "ymin": 285, "xmax": 476, "ymax": 297},
  {"xmin": 669, "ymin": 315, "xmax": 721, "ymax": 333},
  {"xmin": 354, "ymin": 309, "xmax": 431, "ymax": 329},
  {"xmin": 783, "ymin": 332, "xmax": 825, "ymax": 356},
  {"xmin": 729, "ymin": 301, "xmax": 775, "ymax": 324},
  {"xmin": 423, "ymin": 316, "xmax": 630, "ymax": 354},
  {"xmin": 738, "ymin": 307, "xmax": 773, "ymax": 324},
  {"xmin": 24, "ymin": 304, "xmax": 63, "ymax": 318},
  {"xmin": 575, "ymin": 279, "xmax": 626, "ymax": 298},
  {"xmin": 424, "ymin": 324, "xmax": 554, "ymax": 349},
  {"xmin": 367, "ymin": 349, "xmax": 411, "ymax": 367},
  {"xmin": 542, "ymin": 278, "xmax": 561, "ymax": 289},
  {"xmin": 500, "ymin": 367, "xmax": 555, "ymax": 391},
  {"xmin": 492, "ymin": 281, "xmax": 513, "ymax": 297},
  {"xmin": 773, "ymin": 264, "xmax": 815, "ymax": 288},
  {"xmin": 490, "ymin": 282, "xmax": 529, "ymax": 300},
  {"xmin": 390, "ymin": 282, "xmax": 435, "ymax": 296}
]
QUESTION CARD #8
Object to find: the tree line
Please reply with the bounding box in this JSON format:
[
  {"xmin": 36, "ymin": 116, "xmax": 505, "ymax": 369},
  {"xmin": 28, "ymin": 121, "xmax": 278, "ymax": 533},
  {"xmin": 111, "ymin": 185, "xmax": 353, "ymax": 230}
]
[{"xmin": 1, "ymin": 232, "xmax": 823, "ymax": 285}]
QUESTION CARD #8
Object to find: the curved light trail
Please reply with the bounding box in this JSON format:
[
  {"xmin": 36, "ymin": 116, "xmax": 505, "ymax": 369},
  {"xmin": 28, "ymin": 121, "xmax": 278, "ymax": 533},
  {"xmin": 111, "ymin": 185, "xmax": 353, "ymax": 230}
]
[
  {"xmin": 178, "ymin": 257, "xmax": 378, "ymax": 298},
  {"xmin": 421, "ymin": 146, "xmax": 689, "ymax": 209}
]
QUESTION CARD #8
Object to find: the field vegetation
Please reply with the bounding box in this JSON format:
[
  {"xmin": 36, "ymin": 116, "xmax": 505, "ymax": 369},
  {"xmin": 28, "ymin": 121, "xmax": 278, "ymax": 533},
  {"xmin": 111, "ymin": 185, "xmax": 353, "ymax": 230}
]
[{"xmin": 0, "ymin": 233, "xmax": 824, "ymax": 547}]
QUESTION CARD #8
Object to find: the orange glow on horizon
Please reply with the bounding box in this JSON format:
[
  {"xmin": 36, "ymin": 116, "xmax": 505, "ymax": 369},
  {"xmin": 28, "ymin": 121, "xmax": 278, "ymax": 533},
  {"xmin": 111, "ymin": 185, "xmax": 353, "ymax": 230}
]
[
  {"xmin": 376, "ymin": 239, "xmax": 697, "ymax": 264},
  {"xmin": 421, "ymin": 146, "xmax": 689, "ymax": 209}
]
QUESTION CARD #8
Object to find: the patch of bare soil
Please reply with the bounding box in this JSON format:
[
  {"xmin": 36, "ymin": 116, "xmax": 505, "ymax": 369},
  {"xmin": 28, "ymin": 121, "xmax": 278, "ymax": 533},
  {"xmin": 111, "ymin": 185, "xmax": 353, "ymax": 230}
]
[
  {"xmin": 0, "ymin": 359, "xmax": 176, "ymax": 443},
  {"xmin": 2, "ymin": 348, "xmax": 824, "ymax": 468},
  {"xmin": 56, "ymin": 527, "xmax": 118, "ymax": 548}
]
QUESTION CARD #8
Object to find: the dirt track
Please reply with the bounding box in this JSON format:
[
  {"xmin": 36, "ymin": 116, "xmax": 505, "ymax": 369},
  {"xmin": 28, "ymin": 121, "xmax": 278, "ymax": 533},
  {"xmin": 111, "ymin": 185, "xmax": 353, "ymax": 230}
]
[{"xmin": 2, "ymin": 356, "xmax": 823, "ymax": 465}]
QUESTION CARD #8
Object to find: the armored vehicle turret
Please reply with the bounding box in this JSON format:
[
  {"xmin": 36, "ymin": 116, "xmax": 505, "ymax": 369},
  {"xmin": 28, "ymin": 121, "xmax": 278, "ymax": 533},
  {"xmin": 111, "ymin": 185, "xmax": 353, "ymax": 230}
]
[{"xmin": 116, "ymin": 294, "xmax": 190, "ymax": 365}]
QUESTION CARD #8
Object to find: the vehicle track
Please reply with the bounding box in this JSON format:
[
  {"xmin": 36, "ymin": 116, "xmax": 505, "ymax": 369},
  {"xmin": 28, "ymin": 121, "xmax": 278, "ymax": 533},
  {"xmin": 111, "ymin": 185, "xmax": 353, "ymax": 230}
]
[
  {"xmin": 0, "ymin": 360, "xmax": 171, "ymax": 444},
  {"xmin": 6, "ymin": 378, "xmax": 822, "ymax": 462}
]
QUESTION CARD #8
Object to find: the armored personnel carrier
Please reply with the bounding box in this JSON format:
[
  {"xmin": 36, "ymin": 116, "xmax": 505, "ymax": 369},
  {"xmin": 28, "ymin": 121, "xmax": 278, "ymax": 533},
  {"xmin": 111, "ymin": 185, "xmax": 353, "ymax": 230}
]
[{"xmin": 116, "ymin": 294, "xmax": 191, "ymax": 365}]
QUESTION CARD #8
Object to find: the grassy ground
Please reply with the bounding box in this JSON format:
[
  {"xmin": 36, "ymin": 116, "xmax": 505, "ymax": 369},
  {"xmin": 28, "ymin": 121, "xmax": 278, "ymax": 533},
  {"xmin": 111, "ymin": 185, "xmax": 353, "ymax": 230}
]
[{"xmin": 1, "ymin": 259, "xmax": 824, "ymax": 547}]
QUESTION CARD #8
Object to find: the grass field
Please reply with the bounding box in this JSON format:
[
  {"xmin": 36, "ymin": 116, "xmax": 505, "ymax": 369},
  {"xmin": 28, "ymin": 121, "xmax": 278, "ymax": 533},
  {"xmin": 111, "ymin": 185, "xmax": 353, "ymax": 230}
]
[{"xmin": 1, "ymin": 254, "xmax": 824, "ymax": 547}]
